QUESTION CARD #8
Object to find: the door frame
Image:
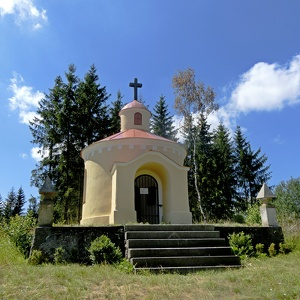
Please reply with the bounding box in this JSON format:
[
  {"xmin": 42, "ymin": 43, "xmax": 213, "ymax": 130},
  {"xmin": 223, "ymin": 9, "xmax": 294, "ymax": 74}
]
[{"xmin": 134, "ymin": 171, "xmax": 163, "ymax": 223}]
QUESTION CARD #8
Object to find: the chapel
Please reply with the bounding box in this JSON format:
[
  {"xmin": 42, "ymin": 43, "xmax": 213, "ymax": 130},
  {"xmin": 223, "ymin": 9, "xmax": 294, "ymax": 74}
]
[{"xmin": 80, "ymin": 79, "xmax": 192, "ymax": 225}]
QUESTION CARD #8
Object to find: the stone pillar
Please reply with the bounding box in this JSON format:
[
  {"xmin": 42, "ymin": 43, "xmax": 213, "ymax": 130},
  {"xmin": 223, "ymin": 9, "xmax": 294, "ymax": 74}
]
[
  {"xmin": 257, "ymin": 183, "xmax": 278, "ymax": 227},
  {"xmin": 37, "ymin": 176, "xmax": 56, "ymax": 227}
]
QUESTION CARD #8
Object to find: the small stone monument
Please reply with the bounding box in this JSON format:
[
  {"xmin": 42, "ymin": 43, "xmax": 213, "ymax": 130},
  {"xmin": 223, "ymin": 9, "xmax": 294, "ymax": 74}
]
[
  {"xmin": 37, "ymin": 176, "xmax": 56, "ymax": 227},
  {"xmin": 257, "ymin": 183, "xmax": 278, "ymax": 227}
]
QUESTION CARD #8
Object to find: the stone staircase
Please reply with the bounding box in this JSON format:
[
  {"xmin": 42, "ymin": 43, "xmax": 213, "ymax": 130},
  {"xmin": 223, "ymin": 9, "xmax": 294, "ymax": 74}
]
[{"xmin": 125, "ymin": 224, "xmax": 241, "ymax": 273}]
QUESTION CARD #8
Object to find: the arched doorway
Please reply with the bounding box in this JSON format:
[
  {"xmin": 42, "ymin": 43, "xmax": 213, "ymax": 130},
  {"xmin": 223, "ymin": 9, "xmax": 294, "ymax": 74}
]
[{"xmin": 135, "ymin": 175, "xmax": 159, "ymax": 224}]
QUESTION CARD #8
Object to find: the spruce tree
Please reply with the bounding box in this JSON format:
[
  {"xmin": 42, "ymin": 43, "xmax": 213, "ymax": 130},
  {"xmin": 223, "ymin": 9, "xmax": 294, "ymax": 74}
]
[
  {"xmin": 13, "ymin": 187, "xmax": 26, "ymax": 216},
  {"xmin": 27, "ymin": 195, "xmax": 39, "ymax": 218},
  {"xmin": 211, "ymin": 123, "xmax": 236, "ymax": 219},
  {"xmin": 110, "ymin": 90, "xmax": 124, "ymax": 134},
  {"xmin": 4, "ymin": 188, "xmax": 17, "ymax": 220},
  {"xmin": 151, "ymin": 95, "xmax": 177, "ymax": 141},
  {"xmin": 192, "ymin": 115, "xmax": 215, "ymax": 221},
  {"xmin": 0, "ymin": 194, "xmax": 4, "ymax": 221},
  {"xmin": 30, "ymin": 64, "xmax": 111, "ymax": 223},
  {"xmin": 234, "ymin": 126, "xmax": 271, "ymax": 210}
]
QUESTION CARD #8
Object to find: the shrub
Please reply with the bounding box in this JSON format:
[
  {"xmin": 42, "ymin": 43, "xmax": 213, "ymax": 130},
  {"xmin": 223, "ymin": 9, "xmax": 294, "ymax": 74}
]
[
  {"xmin": 54, "ymin": 247, "xmax": 67, "ymax": 264},
  {"xmin": 233, "ymin": 214, "xmax": 245, "ymax": 224},
  {"xmin": 88, "ymin": 235, "xmax": 122, "ymax": 265},
  {"xmin": 3, "ymin": 214, "xmax": 36, "ymax": 258},
  {"xmin": 245, "ymin": 204, "xmax": 261, "ymax": 225},
  {"xmin": 28, "ymin": 250, "xmax": 44, "ymax": 265},
  {"xmin": 279, "ymin": 242, "xmax": 292, "ymax": 255},
  {"xmin": 228, "ymin": 232, "xmax": 254, "ymax": 259},
  {"xmin": 117, "ymin": 258, "xmax": 135, "ymax": 273},
  {"xmin": 268, "ymin": 243, "xmax": 277, "ymax": 257},
  {"xmin": 255, "ymin": 243, "xmax": 265, "ymax": 254}
]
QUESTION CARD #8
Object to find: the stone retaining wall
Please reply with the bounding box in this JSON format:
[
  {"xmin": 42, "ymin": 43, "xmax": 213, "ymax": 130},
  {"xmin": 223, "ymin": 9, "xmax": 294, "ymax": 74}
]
[
  {"xmin": 31, "ymin": 225, "xmax": 284, "ymax": 263},
  {"xmin": 31, "ymin": 226, "xmax": 124, "ymax": 264}
]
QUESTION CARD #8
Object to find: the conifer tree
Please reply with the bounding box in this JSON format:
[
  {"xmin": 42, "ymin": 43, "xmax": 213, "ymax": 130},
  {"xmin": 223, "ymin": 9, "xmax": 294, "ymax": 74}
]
[
  {"xmin": 234, "ymin": 126, "xmax": 271, "ymax": 210},
  {"xmin": 190, "ymin": 115, "xmax": 215, "ymax": 221},
  {"xmin": 30, "ymin": 64, "xmax": 111, "ymax": 223},
  {"xmin": 210, "ymin": 123, "xmax": 236, "ymax": 219},
  {"xmin": 0, "ymin": 194, "xmax": 4, "ymax": 221},
  {"xmin": 27, "ymin": 195, "xmax": 39, "ymax": 218},
  {"xmin": 4, "ymin": 188, "xmax": 17, "ymax": 220},
  {"xmin": 110, "ymin": 90, "xmax": 124, "ymax": 134},
  {"xmin": 151, "ymin": 95, "xmax": 177, "ymax": 141},
  {"xmin": 13, "ymin": 187, "xmax": 26, "ymax": 216}
]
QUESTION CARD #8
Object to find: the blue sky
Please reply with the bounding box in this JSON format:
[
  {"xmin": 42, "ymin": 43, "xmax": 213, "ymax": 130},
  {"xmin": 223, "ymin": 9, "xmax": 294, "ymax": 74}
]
[{"xmin": 0, "ymin": 0, "xmax": 300, "ymax": 201}]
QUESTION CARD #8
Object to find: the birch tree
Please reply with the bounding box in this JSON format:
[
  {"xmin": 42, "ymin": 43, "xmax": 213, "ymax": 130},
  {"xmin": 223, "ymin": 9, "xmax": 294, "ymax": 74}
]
[{"xmin": 172, "ymin": 68, "xmax": 218, "ymax": 221}]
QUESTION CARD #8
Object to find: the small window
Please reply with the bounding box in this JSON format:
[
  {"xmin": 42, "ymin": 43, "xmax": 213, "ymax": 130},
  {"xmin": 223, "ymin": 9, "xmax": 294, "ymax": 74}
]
[{"xmin": 134, "ymin": 112, "xmax": 142, "ymax": 125}]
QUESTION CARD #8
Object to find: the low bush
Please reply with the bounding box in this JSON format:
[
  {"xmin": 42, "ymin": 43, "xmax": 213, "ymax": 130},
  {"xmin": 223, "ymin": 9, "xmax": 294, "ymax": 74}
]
[
  {"xmin": 54, "ymin": 247, "xmax": 67, "ymax": 264},
  {"xmin": 245, "ymin": 204, "xmax": 261, "ymax": 225},
  {"xmin": 88, "ymin": 235, "xmax": 123, "ymax": 265},
  {"xmin": 228, "ymin": 231, "xmax": 254, "ymax": 258},
  {"xmin": 28, "ymin": 250, "xmax": 44, "ymax": 265},
  {"xmin": 268, "ymin": 243, "xmax": 277, "ymax": 257},
  {"xmin": 116, "ymin": 258, "xmax": 135, "ymax": 273},
  {"xmin": 3, "ymin": 214, "xmax": 36, "ymax": 258}
]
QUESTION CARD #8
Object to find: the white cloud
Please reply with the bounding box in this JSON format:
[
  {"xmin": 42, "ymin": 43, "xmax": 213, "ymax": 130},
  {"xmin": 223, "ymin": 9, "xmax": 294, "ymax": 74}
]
[
  {"xmin": 31, "ymin": 147, "xmax": 48, "ymax": 161},
  {"xmin": 212, "ymin": 54, "xmax": 300, "ymax": 131},
  {"xmin": 8, "ymin": 72, "xmax": 43, "ymax": 124},
  {"xmin": 230, "ymin": 55, "xmax": 300, "ymax": 113},
  {"xmin": 0, "ymin": 0, "xmax": 47, "ymax": 30},
  {"xmin": 20, "ymin": 153, "xmax": 28, "ymax": 159}
]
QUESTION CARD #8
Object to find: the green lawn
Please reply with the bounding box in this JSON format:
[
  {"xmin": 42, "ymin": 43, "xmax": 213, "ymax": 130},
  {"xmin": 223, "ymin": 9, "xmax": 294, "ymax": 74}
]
[{"xmin": 1, "ymin": 228, "xmax": 300, "ymax": 300}]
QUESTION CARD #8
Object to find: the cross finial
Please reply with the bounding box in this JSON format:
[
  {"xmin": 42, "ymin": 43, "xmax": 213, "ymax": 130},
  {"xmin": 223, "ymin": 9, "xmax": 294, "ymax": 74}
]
[{"xmin": 129, "ymin": 78, "xmax": 142, "ymax": 100}]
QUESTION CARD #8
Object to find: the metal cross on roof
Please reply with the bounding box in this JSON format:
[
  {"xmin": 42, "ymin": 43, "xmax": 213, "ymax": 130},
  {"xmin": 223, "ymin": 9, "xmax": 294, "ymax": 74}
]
[{"xmin": 129, "ymin": 78, "xmax": 142, "ymax": 100}]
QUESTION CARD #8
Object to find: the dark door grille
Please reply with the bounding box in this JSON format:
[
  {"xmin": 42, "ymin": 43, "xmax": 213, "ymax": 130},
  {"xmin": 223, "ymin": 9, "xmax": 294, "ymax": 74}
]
[{"xmin": 135, "ymin": 175, "xmax": 159, "ymax": 224}]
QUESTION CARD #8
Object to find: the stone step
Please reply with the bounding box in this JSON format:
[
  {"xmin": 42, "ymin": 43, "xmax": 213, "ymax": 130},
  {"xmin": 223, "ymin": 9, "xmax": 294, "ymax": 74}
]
[
  {"xmin": 125, "ymin": 224, "xmax": 215, "ymax": 232},
  {"xmin": 124, "ymin": 225, "xmax": 241, "ymax": 272},
  {"xmin": 126, "ymin": 238, "xmax": 226, "ymax": 248},
  {"xmin": 131, "ymin": 255, "xmax": 241, "ymax": 268},
  {"xmin": 125, "ymin": 230, "xmax": 220, "ymax": 240},
  {"xmin": 127, "ymin": 246, "xmax": 234, "ymax": 258}
]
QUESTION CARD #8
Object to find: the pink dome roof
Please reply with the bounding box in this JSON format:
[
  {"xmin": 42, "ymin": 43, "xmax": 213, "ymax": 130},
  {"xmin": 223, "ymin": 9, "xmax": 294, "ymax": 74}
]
[
  {"xmin": 100, "ymin": 129, "xmax": 175, "ymax": 142},
  {"xmin": 121, "ymin": 100, "xmax": 149, "ymax": 111}
]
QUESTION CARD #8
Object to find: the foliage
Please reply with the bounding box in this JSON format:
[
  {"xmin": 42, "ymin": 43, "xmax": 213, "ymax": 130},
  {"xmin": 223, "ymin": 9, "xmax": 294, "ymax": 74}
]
[
  {"xmin": 274, "ymin": 177, "xmax": 300, "ymax": 219},
  {"xmin": 27, "ymin": 195, "xmax": 39, "ymax": 218},
  {"xmin": 54, "ymin": 247, "xmax": 67, "ymax": 264},
  {"xmin": 279, "ymin": 242, "xmax": 292, "ymax": 255},
  {"xmin": 0, "ymin": 227, "xmax": 25, "ymax": 265},
  {"xmin": 0, "ymin": 194, "xmax": 4, "ymax": 222},
  {"xmin": 29, "ymin": 64, "xmax": 111, "ymax": 223},
  {"xmin": 116, "ymin": 258, "xmax": 135, "ymax": 273},
  {"xmin": 245, "ymin": 203, "xmax": 261, "ymax": 225},
  {"xmin": 3, "ymin": 187, "xmax": 17, "ymax": 220},
  {"xmin": 88, "ymin": 235, "xmax": 123, "ymax": 265},
  {"xmin": 172, "ymin": 68, "xmax": 218, "ymax": 222},
  {"xmin": 255, "ymin": 243, "xmax": 265, "ymax": 255},
  {"xmin": 13, "ymin": 187, "xmax": 26, "ymax": 216},
  {"xmin": 209, "ymin": 123, "xmax": 236, "ymax": 219},
  {"xmin": 228, "ymin": 232, "xmax": 254, "ymax": 258},
  {"xmin": 28, "ymin": 250, "xmax": 44, "ymax": 265},
  {"xmin": 232, "ymin": 214, "xmax": 245, "ymax": 224},
  {"xmin": 234, "ymin": 126, "xmax": 271, "ymax": 210},
  {"xmin": 268, "ymin": 243, "xmax": 277, "ymax": 257},
  {"xmin": 3, "ymin": 214, "xmax": 36, "ymax": 258},
  {"xmin": 110, "ymin": 90, "xmax": 124, "ymax": 134},
  {"xmin": 151, "ymin": 95, "xmax": 177, "ymax": 141}
]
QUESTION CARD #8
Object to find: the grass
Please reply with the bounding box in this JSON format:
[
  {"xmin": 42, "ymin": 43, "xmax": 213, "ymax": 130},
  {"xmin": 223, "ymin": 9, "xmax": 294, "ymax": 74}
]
[{"xmin": 1, "ymin": 221, "xmax": 300, "ymax": 300}]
